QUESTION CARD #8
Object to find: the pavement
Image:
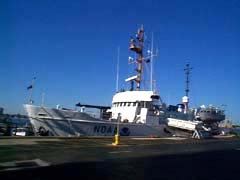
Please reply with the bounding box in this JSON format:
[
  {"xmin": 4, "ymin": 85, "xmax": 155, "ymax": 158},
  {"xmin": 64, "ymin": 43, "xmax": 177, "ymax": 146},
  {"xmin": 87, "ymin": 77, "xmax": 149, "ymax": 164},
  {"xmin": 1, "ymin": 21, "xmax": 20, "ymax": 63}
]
[{"xmin": 0, "ymin": 136, "xmax": 240, "ymax": 179}]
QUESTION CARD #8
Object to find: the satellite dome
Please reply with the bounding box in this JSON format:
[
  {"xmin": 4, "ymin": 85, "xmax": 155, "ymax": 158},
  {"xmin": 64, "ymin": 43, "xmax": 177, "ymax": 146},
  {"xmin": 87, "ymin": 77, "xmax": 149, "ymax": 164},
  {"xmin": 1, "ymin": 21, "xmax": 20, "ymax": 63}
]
[{"xmin": 182, "ymin": 96, "xmax": 189, "ymax": 103}]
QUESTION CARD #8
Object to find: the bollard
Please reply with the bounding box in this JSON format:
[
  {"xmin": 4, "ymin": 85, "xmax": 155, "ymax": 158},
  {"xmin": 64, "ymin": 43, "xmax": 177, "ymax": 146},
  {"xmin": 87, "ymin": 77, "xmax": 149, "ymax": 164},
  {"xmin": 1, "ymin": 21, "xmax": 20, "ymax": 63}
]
[
  {"xmin": 112, "ymin": 134, "xmax": 120, "ymax": 146},
  {"xmin": 112, "ymin": 113, "xmax": 121, "ymax": 146}
]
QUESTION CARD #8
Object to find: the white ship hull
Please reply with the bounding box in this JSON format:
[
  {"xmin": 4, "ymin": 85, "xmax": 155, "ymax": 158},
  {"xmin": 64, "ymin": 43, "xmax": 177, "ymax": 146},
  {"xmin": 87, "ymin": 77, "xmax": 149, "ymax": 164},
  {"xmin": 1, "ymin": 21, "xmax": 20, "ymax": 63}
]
[{"xmin": 24, "ymin": 104, "xmax": 170, "ymax": 137}]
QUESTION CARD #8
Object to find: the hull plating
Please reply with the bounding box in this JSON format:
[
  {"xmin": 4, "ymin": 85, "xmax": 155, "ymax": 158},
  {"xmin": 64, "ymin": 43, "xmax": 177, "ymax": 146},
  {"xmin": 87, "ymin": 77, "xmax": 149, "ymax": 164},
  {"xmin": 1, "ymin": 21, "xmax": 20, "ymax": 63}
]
[{"xmin": 25, "ymin": 104, "xmax": 169, "ymax": 137}]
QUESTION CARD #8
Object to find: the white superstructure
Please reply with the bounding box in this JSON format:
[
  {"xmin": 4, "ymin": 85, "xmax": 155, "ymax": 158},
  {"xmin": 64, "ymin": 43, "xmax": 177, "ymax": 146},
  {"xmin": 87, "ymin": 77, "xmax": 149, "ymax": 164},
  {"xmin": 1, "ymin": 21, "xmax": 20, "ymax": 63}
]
[{"xmin": 111, "ymin": 91, "xmax": 160, "ymax": 123}]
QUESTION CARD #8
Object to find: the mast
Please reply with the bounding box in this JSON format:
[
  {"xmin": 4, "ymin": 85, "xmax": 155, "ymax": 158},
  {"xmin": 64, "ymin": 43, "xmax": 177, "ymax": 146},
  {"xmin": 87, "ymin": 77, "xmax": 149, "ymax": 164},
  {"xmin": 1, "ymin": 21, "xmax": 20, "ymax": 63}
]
[
  {"xmin": 182, "ymin": 63, "xmax": 192, "ymax": 113},
  {"xmin": 184, "ymin": 63, "xmax": 192, "ymax": 97},
  {"xmin": 150, "ymin": 32, "xmax": 153, "ymax": 91},
  {"xmin": 129, "ymin": 25, "xmax": 144, "ymax": 91}
]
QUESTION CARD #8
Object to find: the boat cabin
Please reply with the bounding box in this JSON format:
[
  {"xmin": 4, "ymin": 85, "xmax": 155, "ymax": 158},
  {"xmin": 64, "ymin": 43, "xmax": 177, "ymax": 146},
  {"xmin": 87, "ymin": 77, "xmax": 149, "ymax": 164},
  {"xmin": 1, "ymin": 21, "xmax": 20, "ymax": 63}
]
[{"xmin": 110, "ymin": 90, "xmax": 161, "ymax": 124}]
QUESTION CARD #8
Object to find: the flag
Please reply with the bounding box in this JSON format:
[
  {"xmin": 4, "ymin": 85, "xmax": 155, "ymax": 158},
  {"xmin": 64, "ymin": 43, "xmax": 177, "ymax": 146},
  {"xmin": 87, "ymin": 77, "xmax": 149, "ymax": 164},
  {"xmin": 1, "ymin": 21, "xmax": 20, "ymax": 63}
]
[
  {"xmin": 27, "ymin": 85, "xmax": 33, "ymax": 90},
  {"xmin": 27, "ymin": 77, "xmax": 36, "ymax": 90},
  {"xmin": 145, "ymin": 59, "xmax": 150, "ymax": 63}
]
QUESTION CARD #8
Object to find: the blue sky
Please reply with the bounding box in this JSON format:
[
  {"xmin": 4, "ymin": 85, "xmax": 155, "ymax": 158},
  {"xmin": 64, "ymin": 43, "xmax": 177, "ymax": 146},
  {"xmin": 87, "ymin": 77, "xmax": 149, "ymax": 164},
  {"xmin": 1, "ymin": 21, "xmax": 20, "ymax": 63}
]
[{"xmin": 1, "ymin": 0, "xmax": 240, "ymax": 123}]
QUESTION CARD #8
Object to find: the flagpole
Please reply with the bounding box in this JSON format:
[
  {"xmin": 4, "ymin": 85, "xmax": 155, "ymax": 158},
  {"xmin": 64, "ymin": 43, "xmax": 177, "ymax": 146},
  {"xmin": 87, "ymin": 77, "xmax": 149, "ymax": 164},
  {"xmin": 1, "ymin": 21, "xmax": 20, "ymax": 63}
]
[
  {"xmin": 29, "ymin": 88, "xmax": 32, "ymax": 104},
  {"xmin": 28, "ymin": 77, "xmax": 36, "ymax": 104}
]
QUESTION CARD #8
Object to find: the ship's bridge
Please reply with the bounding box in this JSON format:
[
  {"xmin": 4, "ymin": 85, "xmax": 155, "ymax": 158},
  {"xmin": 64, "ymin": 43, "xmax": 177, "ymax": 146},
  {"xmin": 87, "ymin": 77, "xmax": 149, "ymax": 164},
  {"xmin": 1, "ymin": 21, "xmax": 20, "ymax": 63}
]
[{"xmin": 111, "ymin": 91, "xmax": 161, "ymax": 123}]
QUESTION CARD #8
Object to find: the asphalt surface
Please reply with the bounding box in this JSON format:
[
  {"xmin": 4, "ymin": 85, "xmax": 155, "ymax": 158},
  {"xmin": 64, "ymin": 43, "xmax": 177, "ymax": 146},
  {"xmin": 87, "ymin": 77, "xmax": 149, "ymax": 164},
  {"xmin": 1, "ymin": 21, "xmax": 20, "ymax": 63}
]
[{"xmin": 0, "ymin": 136, "xmax": 240, "ymax": 179}]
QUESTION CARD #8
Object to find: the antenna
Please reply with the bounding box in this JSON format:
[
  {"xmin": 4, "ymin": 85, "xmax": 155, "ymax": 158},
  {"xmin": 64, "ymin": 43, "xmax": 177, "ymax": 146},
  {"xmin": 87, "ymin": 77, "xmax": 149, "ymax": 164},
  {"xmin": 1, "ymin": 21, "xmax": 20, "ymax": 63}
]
[
  {"xmin": 150, "ymin": 32, "xmax": 153, "ymax": 91},
  {"xmin": 41, "ymin": 91, "xmax": 45, "ymax": 106},
  {"xmin": 116, "ymin": 47, "xmax": 120, "ymax": 92},
  {"xmin": 184, "ymin": 63, "xmax": 193, "ymax": 97}
]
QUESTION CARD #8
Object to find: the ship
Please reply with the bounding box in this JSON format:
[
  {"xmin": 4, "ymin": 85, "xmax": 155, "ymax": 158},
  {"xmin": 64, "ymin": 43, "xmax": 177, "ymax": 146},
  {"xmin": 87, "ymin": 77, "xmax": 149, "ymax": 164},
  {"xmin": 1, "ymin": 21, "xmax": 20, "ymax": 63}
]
[
  {"xmin": 24, "ymin": 26, "xmax": 173, "ymax": 137},
  {"xmin": 24, "ymin": 26, "xmax": 212, "ymax": 138}
]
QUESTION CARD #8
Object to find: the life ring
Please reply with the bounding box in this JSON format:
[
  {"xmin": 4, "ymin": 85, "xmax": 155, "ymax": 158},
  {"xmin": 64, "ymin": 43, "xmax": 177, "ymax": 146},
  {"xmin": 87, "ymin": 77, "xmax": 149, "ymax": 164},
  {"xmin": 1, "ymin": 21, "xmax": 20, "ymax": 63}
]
[{"xmin": 38, "ymin": 126, "xmax": 49, "ymax": 136}]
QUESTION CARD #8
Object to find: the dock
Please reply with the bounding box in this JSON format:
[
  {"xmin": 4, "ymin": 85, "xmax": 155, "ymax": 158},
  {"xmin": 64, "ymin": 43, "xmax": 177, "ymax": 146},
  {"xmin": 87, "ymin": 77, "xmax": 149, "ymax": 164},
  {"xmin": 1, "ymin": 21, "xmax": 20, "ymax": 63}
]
[{"xmin": 0, "ymin": 136, "xmax": 240, "ymax": 179}]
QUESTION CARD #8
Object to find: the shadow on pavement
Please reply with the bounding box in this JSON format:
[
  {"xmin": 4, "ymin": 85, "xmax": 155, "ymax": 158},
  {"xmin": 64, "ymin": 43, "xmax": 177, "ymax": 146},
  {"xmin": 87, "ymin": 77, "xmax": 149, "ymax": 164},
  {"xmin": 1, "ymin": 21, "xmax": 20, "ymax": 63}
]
[{"xmin": 1, "ymin": 149, "xmax": 239, "ymax": 180}]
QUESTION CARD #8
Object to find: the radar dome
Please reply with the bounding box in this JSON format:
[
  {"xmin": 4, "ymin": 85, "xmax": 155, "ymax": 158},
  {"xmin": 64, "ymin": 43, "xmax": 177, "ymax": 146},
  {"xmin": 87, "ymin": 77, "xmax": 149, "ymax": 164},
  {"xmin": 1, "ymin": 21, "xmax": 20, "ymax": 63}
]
[{"xmin": 182, "ymin": 96, "xmax": 189, "ymax": 103}]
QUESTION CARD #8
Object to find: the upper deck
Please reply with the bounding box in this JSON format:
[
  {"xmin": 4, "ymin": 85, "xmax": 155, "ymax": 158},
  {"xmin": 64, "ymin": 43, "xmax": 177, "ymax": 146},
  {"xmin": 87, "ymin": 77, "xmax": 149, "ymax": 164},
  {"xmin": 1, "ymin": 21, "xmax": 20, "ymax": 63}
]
[{"xmin": 112, "ymin": 91, "xmax": 160, "ymax": 104}]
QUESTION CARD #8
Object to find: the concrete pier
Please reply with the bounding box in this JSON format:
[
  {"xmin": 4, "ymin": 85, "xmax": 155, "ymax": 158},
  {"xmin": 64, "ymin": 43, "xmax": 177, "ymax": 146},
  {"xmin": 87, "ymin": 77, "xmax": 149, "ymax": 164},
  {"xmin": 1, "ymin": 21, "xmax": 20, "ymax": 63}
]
[{"xmin": 0, "ymin": 136, "xmax": 239, "ymax": 179}]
